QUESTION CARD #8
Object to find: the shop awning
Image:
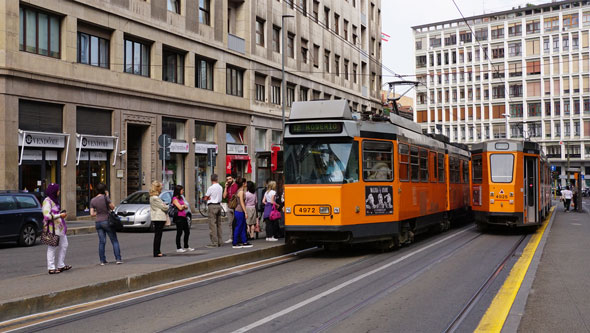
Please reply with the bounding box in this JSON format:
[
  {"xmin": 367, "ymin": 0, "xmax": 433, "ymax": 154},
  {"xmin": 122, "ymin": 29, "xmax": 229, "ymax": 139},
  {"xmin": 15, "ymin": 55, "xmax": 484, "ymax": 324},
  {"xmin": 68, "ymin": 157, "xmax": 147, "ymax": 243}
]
[
  {"xmin": 75, "ymin": 134, "xmax": 119, "ymax": 166},
  {"xmin": 226, "ymin": 155, "xmax": 252, "ymax": 174},
  {"xmin": 18, "ymin": 130, "xmax": 71, "ymax": 166}
]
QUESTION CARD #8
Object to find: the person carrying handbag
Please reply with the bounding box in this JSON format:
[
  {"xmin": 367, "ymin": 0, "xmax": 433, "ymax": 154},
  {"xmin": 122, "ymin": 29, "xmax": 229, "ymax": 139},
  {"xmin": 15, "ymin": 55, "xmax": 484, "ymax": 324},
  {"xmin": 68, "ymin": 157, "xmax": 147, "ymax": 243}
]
[
  {"xmin": 262, "ymin": 181, "xmax": 279, "ymax": 242},
  {"xmin": 90, "ymin": 183, "xmax": 122, "ymax": 265},
  {"xmin": 43, "ymin": 183, "xmax": 71, "ymax": 274},
  {"xmin": 171, "ymin": 185, "xmax": 194, "ymax": 253},
  {"xmin": 150, "ymin": 181, "xmax": 168, "ymax": 257}
]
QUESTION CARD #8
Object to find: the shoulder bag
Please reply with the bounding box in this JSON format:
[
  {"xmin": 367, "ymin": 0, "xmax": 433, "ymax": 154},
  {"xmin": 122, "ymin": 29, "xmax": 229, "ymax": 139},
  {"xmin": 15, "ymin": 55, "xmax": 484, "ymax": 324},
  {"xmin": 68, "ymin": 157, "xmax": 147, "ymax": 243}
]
[
  {"xmin": 105, "ymin": 196, "xmax": 123, "ymax": 231},
  {"xmin": 168, "ymin": 198, "xmax": 179, "ymax": 218},
  {"xmin": 41, "ymin": 220, "xmax": 60, "ymax": 247},
  {"xmin": 228, "ymin": 194, "xmax": 238, "ymax": 210}
]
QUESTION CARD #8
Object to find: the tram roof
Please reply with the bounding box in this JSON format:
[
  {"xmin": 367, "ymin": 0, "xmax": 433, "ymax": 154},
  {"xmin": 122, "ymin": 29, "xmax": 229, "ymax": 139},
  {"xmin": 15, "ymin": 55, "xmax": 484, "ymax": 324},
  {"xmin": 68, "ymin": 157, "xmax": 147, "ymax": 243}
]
[{"xmin": 471, "ymin": 140, "xmax": 541, "ymax": 154}]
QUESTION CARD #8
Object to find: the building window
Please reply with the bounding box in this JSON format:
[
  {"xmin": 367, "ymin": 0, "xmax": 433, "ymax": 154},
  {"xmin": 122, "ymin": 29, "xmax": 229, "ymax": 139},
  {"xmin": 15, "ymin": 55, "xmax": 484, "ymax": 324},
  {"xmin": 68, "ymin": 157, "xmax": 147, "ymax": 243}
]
[
  {"xmin": 343, "ymin": 19, "xmax": 349, "ymax": 41},
  {"xmin": 124, "ymin": 38, "xmax": 150, "ymax": 77},
  {"xmin": 528, "ymin": 102, "xmax": 541, "ymax": 117},
  {"xmin": 544, "ymin": 16, "xmax": 559, "ymax": 32},
  {"xmin": 508, "ymin": 23, "xmax": 522, "ymax": 37},
  {"xmin": 199, "ymin": 0, "xmax": 210, "ymax": 25},
  {"xmin": 272, "ymin": 26, "xmax": 280, "ymax": 53},
  {"xmin": 226, "ymin": 66, "xmax": 244, "ymax": 97},
  {"xmin": 353, "ymin": 63, "xmax": 358, "ymax": 84},
  {"xmin": 19, "ymin": 6, "xmax": 61, "ymax": 59},
  {"xmin": 491, "ymin": 25, "xmax": 504, "ymax": 39},
  {"xmin": 563, "ymin": 13, "xmax": 579, "ymax": 29},
  {"xmin": 324, "ymin": 49, "xmax": 330, "ymax": 72},
  {"xmin": 287, "ymin": 85, "xmax": 295, "ymax": 107},
  {"xmin": 334, "ymin": 13, "xmax": 339, "ymax": 35},
  {"xmin": 167, "ymin": 0, "xmax": 180, "ymax": 14},
  {"xmin": 299, "ymin": 0, "xmax": 307, "ymax": 16},
  {"xmin": 256, "ymin": 18, "xmax": 265, "ymax": 46},
  {"xmin": 510, "ymin": 104, "xmax": 523, "ymax": 117},
  {"xmin": 300, "ymin": 38, "xmax": 308, "ymax": 63},
  {"xmin": 526, "ymin": 19, "xmax": 540, "ymax": 34},
  {"xmin": 287, "ymin": 33, "xmax": 295, "ymax": 58},
  {"xmin": 255, "ymin": 74, "xmax": 265, "ymax": 102},
  {"xmin": 300, "ymin": 87, "xmax": 308, "ymax": 101},
  {"xmin": 163, "ymin": 48, "xmax": 184, "ymax": 84},
  {"xmin": 195, "ymin": 56, "xmax": 214, "ymax": 90},
  {"xmin": 270, "ymin": 81, "xmax": 281, "ymax": 105},
  {"xmin": 334, "ymin": 55, "xmax": 340, "ymax": 77},
  {"xmin": 324, "ymin": 6, "xmax": 330, "ymax": 27},
  {"xmin": 508, "ymin": 42, "xmax": 521, "ymax": 57},
  {"xmin": 344, "ymin": 59, "xmax": 349, "ymax": 80},
  {"xmin": 313, "ymin": 44, "xmax": 319, "ymax": 68},
  {"xmin": 78, "ymin": 32, "xmax": 109, "ymax": 68}
]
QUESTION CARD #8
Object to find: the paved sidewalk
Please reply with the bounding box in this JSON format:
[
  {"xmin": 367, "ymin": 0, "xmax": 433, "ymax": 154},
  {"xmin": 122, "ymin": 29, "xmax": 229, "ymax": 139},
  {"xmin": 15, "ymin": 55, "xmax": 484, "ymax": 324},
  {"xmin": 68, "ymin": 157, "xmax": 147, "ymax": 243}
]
[
  {"xmin": 518, "ymin": 207, "xmax": 590, "ymax": 332},
  {"xmin": 0, "ymin": 222, "xmax": 290, "ymax": 322}
]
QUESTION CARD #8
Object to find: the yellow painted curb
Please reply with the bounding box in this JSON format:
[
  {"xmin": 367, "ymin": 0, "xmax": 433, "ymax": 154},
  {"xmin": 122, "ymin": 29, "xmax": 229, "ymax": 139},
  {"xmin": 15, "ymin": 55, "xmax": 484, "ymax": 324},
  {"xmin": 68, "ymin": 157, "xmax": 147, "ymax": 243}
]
[{"xmin": 475, "ymin": 206, "xmax": 554, "ymax": 332}]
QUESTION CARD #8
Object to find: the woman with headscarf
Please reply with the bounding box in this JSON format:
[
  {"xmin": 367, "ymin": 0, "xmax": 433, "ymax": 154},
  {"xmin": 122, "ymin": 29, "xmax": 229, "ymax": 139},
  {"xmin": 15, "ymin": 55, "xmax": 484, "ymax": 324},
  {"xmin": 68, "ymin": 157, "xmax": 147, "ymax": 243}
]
[{"xmin": 43, "ymin": 183, "xmax": 70, "ymax": 274}]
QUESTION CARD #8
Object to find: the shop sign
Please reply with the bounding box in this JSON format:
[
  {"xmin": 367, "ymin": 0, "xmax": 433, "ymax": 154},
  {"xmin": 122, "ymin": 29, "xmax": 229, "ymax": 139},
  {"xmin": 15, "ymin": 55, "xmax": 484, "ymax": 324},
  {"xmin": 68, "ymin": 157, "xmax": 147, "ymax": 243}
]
[
  {"xmin": 18, "ymin": 133, "xmax": 65, "ymax": 148},
  {"xmin": 170, "ymin": 141, "xmax": 190, "ymax": 153},
  {"xmin": 227, "ymin": 143, "xmax": 248, "ymax": 155},
  {"xmin": 79, "ymin": 151, "xmax": 108, "ymax": 161},
  {"xmin": 195, "ymin": 143, "xmax": 218, "ymax": 154},
  {"xmin": 76, "ymin": 136, "xmax": 114, "ymax": 150},
  {"xmin": 22, "ymin": 150, "xmax": 58, "ymax": 161}
]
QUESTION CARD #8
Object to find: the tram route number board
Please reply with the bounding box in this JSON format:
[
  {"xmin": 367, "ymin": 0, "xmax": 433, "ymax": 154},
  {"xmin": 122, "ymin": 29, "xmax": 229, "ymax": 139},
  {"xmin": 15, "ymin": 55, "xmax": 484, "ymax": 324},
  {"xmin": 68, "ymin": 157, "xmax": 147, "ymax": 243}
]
[{"xmin": 365, "ymin": 186, "xmax": 393, "ymax": 216}]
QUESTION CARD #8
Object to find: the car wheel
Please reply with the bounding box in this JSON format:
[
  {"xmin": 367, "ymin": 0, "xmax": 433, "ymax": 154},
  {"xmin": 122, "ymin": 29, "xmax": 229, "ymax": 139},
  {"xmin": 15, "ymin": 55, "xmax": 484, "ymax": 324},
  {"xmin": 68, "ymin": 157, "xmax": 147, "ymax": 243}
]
[{"xmin": 19, "ymin": 224, "xmax": 37, "ymax": 247}]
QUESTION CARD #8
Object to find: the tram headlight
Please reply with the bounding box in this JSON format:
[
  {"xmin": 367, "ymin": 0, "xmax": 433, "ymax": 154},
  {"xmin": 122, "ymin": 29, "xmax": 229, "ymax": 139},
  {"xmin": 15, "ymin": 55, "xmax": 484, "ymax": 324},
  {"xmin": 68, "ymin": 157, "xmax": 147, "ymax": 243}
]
[
  {"xmin": 490, "ymin": 192, "xmax": 494, "ymax": 197},
  {"xmin": 490, "ymin": 199, "xmax": 495, "ymax": 204},
  {"xmin": 509, "ymin": 200, "xmax": 514, "ymax": 204},
  {"xmin": 334, "ymin": 207, "xmax": 340, "ymax": 214},
  {"xmin": 286, "ymin": 207, "xmax": 291, "ymax": 214},
  {"xmin": 320, "ymin": 206, "xmax": 330, "ymax": 214}
]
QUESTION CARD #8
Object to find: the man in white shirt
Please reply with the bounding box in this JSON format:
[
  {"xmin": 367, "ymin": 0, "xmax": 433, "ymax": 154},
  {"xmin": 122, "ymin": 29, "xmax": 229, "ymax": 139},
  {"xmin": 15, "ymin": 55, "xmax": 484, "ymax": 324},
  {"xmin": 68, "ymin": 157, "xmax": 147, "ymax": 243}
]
[
  {"xmin": 561, "ymin": 186, "xmax": 573, "ymax": 212},
  {"xmin": 203, "ymin": 174, "xmax": 223, "ymax": 247}
]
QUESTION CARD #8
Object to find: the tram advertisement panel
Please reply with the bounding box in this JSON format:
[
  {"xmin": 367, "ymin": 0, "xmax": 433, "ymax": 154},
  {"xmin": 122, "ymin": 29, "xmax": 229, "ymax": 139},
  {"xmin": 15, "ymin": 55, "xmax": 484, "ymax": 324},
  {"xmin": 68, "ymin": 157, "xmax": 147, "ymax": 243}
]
[{"xmin": 365, "ymin": 186, "xmax": 393, "ymax": 215}]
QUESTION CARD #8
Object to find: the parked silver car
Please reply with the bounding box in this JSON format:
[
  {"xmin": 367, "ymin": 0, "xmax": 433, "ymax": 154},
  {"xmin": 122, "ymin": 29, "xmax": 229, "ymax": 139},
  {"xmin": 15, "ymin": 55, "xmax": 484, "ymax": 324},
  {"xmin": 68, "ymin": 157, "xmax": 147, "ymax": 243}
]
[{"xmin": 115, "ymin": 190, "xmax": 192, "ymax": 231}]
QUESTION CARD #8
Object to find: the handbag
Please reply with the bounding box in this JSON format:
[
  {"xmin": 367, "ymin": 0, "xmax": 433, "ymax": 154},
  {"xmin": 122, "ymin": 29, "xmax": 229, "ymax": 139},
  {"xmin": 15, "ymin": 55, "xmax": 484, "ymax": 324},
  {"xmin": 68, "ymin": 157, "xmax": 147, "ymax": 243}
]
[
  {"xmin": 105, "ymin": 196, "xmax": 123, "ymax": 231},
  {"xmin": 254, "ymin": 222, "xmax": 261, "ymax": 233},
  {"xmin": 269, "ymin": 205, "xmax": 282, "ymax": 221},
  {"xmin": 168, "ymin": 201, "xmax": 179, "ymax": 218},
  {"xmin": 40, "ymin": 221, "xmax": 59, "ymax": 247},
  {"xmin": 228, "ymin": 194, "xmax": 238, "ymax": 210}
]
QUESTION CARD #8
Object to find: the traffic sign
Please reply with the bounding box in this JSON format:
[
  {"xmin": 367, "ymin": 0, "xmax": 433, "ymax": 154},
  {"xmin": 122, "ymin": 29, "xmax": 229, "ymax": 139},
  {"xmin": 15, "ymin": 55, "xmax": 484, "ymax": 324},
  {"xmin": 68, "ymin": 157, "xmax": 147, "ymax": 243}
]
[
  {"xmin": 551, "ymin": 165, "xmax": 556, "ymax": 172},
  {"xmin": 158, "ymin": 134, "xmax": 172, "ymax": 148},
  {"xmin": 207, "ymin": 148, "xmax": 216, "ymax": 167},
  {"xmin": 158, "ymin": 147, "xmax": 171, "ymax": 160}
]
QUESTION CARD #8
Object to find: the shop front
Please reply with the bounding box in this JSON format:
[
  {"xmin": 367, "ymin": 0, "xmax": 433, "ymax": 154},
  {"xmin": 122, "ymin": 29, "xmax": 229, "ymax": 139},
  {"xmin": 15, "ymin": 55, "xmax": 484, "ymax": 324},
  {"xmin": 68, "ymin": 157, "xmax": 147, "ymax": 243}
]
[
  {"xmin": 195, "ymin": 142, "xmax": 217, "ymax": 210},
  {"xmin": 164, "ymin": 141, "xmax": 189, "ymax": 190},
  {"xmin": 226, "ymin": 143, "xmax": 251, "ymax": 178},
  {"xmin": 18, "ymin": 131, "xmax": 68, "ymax": 194},
  {"xmin": 75, "ymin": 135, "xmax": 118, "ymax": 215}
]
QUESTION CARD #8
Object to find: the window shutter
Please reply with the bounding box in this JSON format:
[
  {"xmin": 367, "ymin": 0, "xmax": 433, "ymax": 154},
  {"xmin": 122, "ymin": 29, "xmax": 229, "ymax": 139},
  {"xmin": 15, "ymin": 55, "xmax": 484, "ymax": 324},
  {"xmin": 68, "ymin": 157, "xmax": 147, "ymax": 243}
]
[
  {"xmin": 19, "ymin": 100, "xmax": 63, "ymax": 132},
  {"xmin": 76, "ymin": 107, "xmax": 112, "ymax": 135}
]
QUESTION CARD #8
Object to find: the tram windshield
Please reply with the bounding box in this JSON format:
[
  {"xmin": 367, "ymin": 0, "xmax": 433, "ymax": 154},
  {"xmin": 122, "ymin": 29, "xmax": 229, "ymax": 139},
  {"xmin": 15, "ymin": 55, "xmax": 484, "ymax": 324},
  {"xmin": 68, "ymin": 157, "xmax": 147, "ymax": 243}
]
[
  {"xmin": 490, "ymin": 154, "xmax": 514, "ymax": 183},
  {"xmin": 284, "ymin": 140, "xmax": 359, "ymax": 184}
]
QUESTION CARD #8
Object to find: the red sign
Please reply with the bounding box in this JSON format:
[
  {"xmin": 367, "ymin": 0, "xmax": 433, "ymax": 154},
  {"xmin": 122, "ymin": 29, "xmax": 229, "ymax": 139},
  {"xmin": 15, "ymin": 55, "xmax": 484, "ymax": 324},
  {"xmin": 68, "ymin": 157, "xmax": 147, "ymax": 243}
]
[{"xmin": 271, "ymin": 145, "xmax": 281, "ymax": 172}]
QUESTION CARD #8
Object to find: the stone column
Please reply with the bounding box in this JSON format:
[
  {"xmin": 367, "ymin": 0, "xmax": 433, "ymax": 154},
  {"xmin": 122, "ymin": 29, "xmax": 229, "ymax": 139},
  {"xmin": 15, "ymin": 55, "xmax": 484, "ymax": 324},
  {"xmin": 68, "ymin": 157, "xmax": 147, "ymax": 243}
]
[
  {"xmin": 62, "ymin": 104, "xmax": 77, "ymax": 218},
  {"xmin": 0, "ymin": 93, "xmax": 19, "ymax": 190},
  {"xmin": 185, "ymin": 119, "xmax": 196, "ymax": 208},
  {"xmin": 216, "ymin": 122, "xmax": 227, "ymax": 178}
]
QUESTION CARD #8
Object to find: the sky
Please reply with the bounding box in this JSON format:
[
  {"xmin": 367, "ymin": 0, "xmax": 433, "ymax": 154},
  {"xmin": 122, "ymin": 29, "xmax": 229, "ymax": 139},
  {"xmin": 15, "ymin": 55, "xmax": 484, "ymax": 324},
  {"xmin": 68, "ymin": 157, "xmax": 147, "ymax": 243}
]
[{"xmin": 381, "ymin": 0, "xmax": 550, "ymax": 97}]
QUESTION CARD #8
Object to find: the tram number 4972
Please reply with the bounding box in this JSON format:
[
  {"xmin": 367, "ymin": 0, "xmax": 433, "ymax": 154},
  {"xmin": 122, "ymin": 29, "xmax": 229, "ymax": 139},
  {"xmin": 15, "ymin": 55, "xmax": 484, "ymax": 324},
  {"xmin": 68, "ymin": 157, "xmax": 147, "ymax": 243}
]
[{"xmin": 298, "ymin": 207, "xmax": 316, "ymax": 214}]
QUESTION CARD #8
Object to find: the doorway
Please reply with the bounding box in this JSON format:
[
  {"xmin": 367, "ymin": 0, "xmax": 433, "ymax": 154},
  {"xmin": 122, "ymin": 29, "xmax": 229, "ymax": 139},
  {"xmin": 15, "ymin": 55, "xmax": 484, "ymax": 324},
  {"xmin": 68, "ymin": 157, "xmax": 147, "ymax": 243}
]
[
  {"xmin": 19, "ymin": 150, "xmax": 60, "ymax": 194},
  {"xmin": 524, "ymin": 156, "xmax": 538, "ymax": 224},
  {"xmin": 127, "ymin": 124, "xmax": 147, "ymax": 194}
]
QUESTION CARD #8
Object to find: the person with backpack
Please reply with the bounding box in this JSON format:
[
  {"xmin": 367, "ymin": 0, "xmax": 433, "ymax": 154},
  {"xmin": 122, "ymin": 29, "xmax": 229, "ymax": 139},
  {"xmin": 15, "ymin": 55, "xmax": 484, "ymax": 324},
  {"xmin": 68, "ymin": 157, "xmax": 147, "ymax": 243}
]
[
  {"xmin": 171, "ymin": 185, "xmax": 193, "ymax": 253},
  {"xmin": 90, "ymin": 183, "xmax": 122, "ymax": 265},
  {"xmin": 263, "ymin": 181, "xmax": 279, "ymax": 242}
]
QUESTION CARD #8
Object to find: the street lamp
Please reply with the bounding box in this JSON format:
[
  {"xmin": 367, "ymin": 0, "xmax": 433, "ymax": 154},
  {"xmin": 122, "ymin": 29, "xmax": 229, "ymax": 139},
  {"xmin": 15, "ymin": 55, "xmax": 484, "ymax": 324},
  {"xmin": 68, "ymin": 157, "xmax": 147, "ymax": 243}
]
[{"xmin": 281, "ymin": 14, "xmax": 294, "ymax": 143}]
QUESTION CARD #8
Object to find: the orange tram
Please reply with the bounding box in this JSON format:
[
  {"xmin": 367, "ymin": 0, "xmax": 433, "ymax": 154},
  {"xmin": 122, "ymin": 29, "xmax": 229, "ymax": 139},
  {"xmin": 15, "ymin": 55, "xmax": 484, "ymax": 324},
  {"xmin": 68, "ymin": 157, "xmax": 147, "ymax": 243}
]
[
  {"xmin": 471, "ymin": 140, "xmax": 551, "ymax": 230},
  {"xmin": 283, "ymin": 100, "xmax": 472, "ymax": 248}
]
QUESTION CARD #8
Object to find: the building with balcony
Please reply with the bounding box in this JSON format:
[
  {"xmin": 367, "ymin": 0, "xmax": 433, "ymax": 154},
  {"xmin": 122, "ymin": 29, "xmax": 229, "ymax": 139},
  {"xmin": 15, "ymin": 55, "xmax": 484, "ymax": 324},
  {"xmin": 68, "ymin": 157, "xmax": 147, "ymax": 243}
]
[
  {"xmin": 0, "ymin": 0, "xmax": 382, "ymax": 217},
  {"xmin": 413, "ymin": 0, "xmax": 590, "ymax": 187}
]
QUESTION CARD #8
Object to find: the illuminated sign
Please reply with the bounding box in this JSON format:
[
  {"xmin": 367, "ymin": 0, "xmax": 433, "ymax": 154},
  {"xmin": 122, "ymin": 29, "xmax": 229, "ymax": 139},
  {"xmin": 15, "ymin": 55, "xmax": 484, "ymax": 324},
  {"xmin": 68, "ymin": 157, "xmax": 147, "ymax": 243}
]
[{"xmin": 290, "ymin": 122, "xmax": 343, "ymax": 134}]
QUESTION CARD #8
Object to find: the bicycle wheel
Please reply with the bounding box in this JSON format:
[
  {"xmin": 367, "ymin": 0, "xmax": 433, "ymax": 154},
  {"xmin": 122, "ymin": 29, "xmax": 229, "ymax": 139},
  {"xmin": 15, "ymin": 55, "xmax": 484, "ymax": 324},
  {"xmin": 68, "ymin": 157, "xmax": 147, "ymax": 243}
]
[{"xmin": 198, "ymin": 201, "xmax": 209, "ymax": 217}]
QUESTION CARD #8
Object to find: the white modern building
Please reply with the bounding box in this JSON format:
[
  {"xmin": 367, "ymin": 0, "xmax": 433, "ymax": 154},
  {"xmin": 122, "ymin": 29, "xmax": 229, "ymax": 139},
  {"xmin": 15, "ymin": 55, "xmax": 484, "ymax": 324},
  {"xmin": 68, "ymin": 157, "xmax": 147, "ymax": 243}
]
[{"xmin": 413, "ymin": 0, "xmax": 590, "ymax": 187}]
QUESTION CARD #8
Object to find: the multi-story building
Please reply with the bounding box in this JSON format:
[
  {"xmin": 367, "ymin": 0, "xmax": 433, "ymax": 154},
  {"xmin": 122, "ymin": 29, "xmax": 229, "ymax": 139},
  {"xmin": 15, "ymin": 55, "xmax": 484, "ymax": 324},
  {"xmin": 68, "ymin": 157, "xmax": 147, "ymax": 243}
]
[
  {"xmin": 413, "ymin": 0, "xmax": 590, "ymax": 187},
  {"xmin": 0, "ymin": 0, "xmax": 382, "ymax": 217}
]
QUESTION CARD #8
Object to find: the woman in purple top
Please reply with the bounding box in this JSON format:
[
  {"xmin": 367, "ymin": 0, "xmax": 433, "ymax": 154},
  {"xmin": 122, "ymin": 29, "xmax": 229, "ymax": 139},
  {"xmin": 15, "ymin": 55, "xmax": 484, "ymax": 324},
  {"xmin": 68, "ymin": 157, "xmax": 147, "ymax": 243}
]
[
  {"xmin": 172, "ymin": 185, "xmax": 193, "ymax": 252},
  {"xmin": 43, "ymin": 183, "xmax": 70, "ymax": 274},
  {"xmin": 90, "ymin": 183, "xmax": 122, "ymax": 265}
]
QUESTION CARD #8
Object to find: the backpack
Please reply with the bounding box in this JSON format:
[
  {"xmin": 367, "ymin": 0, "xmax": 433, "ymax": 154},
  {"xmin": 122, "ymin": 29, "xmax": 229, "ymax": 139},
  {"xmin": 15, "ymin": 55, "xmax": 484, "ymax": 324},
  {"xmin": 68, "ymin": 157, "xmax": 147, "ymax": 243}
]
[{"xmin": 228, "ymin": 194, "xmax": 238, "ymax": 210}]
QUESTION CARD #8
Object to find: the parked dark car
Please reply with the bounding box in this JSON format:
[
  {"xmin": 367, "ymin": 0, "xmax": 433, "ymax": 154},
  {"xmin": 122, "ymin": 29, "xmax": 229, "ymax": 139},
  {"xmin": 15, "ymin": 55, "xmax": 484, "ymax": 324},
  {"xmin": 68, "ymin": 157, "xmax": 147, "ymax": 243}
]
[{"xmin": 0, "ymin": 192, "xmax": 44, "ymax": 246}]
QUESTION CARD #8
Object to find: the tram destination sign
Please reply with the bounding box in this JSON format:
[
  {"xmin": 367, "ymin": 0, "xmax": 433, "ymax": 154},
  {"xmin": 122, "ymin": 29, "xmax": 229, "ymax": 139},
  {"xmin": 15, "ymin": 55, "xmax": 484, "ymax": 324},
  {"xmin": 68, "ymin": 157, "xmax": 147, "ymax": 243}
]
[{"xmin": 290, "ymin": 122, "xmax": 343, "ymax": 135}]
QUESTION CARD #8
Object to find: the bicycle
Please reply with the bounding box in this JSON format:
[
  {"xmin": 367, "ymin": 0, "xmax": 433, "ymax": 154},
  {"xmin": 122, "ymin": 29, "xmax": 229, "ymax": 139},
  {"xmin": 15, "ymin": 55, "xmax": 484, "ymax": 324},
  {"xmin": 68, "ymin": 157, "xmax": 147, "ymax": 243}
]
[{"xmin": 198, "ymin": 198, "xmax": 226, "ymax": 218}]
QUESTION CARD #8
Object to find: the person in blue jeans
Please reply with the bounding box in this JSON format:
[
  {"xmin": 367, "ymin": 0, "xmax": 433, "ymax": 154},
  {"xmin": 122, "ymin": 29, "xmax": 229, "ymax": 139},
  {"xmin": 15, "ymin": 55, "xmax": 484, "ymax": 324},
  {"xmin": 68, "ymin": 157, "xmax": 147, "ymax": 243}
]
[{"xmin": 90, "ymin": 183, "xmax": 122, "ymax": 265}]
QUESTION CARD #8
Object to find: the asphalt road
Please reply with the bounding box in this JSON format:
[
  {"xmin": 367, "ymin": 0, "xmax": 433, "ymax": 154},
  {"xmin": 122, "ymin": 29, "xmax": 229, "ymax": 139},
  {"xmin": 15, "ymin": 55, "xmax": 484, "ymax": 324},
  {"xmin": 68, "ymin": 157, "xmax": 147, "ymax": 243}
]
[{"xmin": 14, "ymin": 224, "xmax": 533, "ymax": 333}]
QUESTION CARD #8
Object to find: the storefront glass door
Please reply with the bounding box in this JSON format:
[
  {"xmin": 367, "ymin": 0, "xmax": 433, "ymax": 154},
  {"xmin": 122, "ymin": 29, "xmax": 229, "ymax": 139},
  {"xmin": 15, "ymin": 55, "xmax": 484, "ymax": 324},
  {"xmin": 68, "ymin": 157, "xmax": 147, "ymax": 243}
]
[
  {"xmin": 195, "ymin": 155, "xmax": 212, "ymax": 210},
  {"xmin": 76, "ymin": 152, "xmax": 109, "ymax": 215},
  {"xmin": 19, "ymin": 150, "xmax": 60, "ymax": 195}
]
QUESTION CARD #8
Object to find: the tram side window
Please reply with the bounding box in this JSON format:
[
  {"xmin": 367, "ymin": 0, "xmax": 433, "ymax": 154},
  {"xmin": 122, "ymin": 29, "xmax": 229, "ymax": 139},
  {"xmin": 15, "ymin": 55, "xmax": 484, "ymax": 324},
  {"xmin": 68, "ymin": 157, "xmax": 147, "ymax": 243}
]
[
  {"xmin": 399, "ymin": 143, "xmax": 410, "ymax": 181},
  {"xmin": 429, "ymin": 151, "xmax": 437, "ymax": 182},
  {"xmin": 462, "ymin": 160, "xmax": 469, "ymax": 183},
  {"xmin": 450, "ymin": 157, "xmax": 460, "ymax": 183},
  {"xmin": 362, "ymin": 140, "xmax": 393, "ymax": 181},
  {"xmin": 410, "ymin": 146, "xmax": 420, "ymax": 182},
  {"xmin": 472, "ymin": 155, "xmax": 483, "ymax": 184},
  {"xmin": 438, "ymin": 152, "xmax": 445, "ymax": 182},
  {"xmin": 490, "ymin": 154, "xmax": 514, "ymax": 183},
  {"xmin": 419, "ymin": 149, "xmax": 428, "ymax": 182}
]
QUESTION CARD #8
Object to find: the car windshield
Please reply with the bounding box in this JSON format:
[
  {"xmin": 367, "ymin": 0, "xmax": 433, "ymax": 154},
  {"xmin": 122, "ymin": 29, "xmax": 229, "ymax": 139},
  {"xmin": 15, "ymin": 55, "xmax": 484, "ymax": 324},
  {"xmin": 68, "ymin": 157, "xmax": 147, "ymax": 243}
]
[
  {"xmin": 284, "ymin": 140, "xmax": 359, "ymax": 184},
  {"xmin": 121, "ymin": 192, "xmax": 150, "ymax": 204}
]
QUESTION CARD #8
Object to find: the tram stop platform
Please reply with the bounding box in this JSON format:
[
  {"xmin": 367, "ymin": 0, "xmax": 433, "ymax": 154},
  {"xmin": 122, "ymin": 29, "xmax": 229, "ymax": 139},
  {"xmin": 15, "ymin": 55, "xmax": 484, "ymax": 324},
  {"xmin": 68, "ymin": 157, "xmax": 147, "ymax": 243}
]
[
  {"xmin": 512, "ymin": 201, "xmax": 590, "ymax": 332},
  {"xmin": 0, "ymin": 222, "xmax": 291, "ymax": 323}
]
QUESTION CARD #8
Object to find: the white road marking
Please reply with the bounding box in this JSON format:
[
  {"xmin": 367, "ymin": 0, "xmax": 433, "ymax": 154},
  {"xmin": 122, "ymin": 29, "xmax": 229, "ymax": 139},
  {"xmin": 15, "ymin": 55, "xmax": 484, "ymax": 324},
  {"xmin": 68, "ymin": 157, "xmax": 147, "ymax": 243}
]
[{"xmin": 232, "ymin": 227, "xmax": 473, "ymax": 333}]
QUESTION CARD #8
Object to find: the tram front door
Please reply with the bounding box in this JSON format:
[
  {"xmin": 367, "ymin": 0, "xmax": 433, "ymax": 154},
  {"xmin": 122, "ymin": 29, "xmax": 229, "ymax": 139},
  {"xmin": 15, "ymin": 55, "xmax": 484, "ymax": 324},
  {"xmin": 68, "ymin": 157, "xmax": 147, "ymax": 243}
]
[{"xmin": 524, "ymin": 156, "xmax": 538, "ymax": 224}]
